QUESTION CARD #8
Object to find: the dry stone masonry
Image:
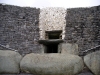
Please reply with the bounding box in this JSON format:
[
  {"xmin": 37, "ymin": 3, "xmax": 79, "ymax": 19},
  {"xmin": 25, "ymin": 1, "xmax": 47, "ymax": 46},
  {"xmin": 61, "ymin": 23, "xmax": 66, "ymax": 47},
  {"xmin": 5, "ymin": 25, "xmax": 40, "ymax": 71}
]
[
  {"xmin": 0, "ymin": 4, "xmax": 100, "ymax": 55},
  {"xmin": 0, "ymin": 4, "xmax": 100, "ymax": 75},
  {"xmin": 39, "ymin": 8, "xmax": 66, "ymax": 39},
  {"xmin": 0, "ymin": 4, "xmax": 41, "ymax": 55},
  {"xmin": 65, "ymin": 6, "xmax": 100, "ymax": 54}
]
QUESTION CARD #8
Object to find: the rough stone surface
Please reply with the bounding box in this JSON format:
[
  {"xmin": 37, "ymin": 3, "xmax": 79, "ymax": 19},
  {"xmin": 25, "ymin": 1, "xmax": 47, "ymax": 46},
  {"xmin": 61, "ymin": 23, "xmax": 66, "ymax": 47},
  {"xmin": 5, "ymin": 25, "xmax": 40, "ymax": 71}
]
[
  {"xmin": 0, "ymin": 3, "xmax": 100, "ymax": 75},
  {"xmin": 65, "ymin": 6, "xmax": 100, "ymax": 53},
  {"xmin": 20, "ymin": 53, "xmax": 84, "ymax": 75},
  {"xmin": 0, "ymin": 50, "xmax": 22, "ymax": 74},
  {"xmin": 58, "ymin": 43, "xmax": 79, "ymax": 55},
  {"xmin": 84, "ymin": 51, "xmax": 100, "ymax": 75},
  {"xmin": 39, "ymin": 8, "xmax": 66, "ymax": 40},
  {"xmin": 0, "ymin": 4, "xmax": 41, "ymax": 55},
  {"xmin": 0, "ymin": 4, "xmax": 100, "ymax": 55}
]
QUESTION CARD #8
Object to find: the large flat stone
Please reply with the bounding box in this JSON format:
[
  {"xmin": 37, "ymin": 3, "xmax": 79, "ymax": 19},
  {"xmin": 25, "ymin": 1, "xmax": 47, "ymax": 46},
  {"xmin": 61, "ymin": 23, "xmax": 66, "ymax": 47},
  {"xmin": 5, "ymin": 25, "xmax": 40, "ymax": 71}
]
[
  {"xmin": 0, "ymin": 50, "xmax": 22, "ymax": 74},
  {"xmin": 59, "ymin": 43, "xmax": 79, "ymax": 55},
  {"xmin": 20, "ymin": 53, "xmax": 84, "ymax": 75},
  {"xmin": 84, "ymin": 51, "xmax": 100, "ymax": 75},
  {"xmin": 38, "ymin": 39, "xmax": 64, "ymax": 45}
]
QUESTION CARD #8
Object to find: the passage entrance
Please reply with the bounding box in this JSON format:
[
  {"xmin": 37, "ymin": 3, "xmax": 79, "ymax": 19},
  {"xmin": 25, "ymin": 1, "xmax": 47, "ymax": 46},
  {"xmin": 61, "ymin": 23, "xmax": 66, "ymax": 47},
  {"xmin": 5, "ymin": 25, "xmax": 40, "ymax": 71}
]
[
  {"xmin": 45, "ymin": 30, "xmax": 62, "ymax": 53},
  {"xmin": 39, "ymin": 30, "xmax": 63, "ymax": 53},
  {"xmin": 45, "ymin": 44, "xmax": 58, "ymax": 53}
]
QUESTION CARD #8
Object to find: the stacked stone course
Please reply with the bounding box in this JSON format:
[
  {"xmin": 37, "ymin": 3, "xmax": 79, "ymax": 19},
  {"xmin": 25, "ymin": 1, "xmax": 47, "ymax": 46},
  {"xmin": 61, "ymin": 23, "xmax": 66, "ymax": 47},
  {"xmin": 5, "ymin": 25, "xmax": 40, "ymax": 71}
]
[
  {"xmin": 0, "ymin": 4, "xmax": 41, "ymax": 55},
  {"xmin": 65, "ymin": 6, "xmax": 100, "ymax": 53},
  {"xmin": 0, "ymin": 4, "xmax": 100, "ymax": 55},
  {"xmin": 0, "ymin": 4, "xmax": 100, "ymax": 75}
]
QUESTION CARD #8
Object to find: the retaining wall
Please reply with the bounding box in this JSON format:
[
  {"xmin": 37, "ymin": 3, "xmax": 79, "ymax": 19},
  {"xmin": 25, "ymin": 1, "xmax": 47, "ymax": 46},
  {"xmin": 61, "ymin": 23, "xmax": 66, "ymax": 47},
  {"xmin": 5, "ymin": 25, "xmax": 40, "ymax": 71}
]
[
  {"xmin": 65, "ymin": 6, "xmax": 100, "ymax": 53},
  {"xmin": 0, "ymin": 4, "xmax": 100, "ymax": 55},
  {"xmin": 0, "ymin": 4, "xmax": 41, "ymax": 55}
]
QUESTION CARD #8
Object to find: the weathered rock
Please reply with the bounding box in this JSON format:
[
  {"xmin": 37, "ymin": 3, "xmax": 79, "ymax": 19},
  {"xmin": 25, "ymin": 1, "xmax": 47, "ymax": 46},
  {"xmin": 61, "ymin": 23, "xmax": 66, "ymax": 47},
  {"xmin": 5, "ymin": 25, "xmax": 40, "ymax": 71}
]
[
  {"xmin": 58, "ymin": 43, "xmax": 79, "ymax": 55},
  {"xmin": 0, "ymin": 50, "xmax": 22, "ymax": 74},
  {"xmin": 84, "ymin": 51, "xmax": 100, "ymax": 75},
  {"xmin": 0, "ymin": 4, "xmax": 40, "ymax": 55},
  {"xmin": 39, "ymin": 7, "xmax": 66, "ymax": 40},
  {"xmin": 20, "ymin": 53, "xmax": 84, "ymax": 75}
]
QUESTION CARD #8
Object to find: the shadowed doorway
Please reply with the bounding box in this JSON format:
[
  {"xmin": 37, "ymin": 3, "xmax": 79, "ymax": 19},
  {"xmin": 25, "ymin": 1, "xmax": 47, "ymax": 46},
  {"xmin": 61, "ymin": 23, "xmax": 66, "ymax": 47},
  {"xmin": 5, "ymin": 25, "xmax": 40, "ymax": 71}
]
[
  {"xmin": 39, "ymin": 30, "xmax": 63, "ymax": 53},
  {"xmin": 45, "ymin": 44, "xmax": 58, "ymax": 53}
]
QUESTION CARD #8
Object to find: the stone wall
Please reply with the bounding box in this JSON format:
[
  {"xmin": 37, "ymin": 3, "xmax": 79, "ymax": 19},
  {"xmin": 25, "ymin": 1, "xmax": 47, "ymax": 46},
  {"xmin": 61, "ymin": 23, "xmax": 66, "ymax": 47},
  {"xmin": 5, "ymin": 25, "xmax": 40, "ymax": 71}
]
[
  {"xmin": 0, "ymin": 4, "xmax": 41, "ymax": 55},
  {"xmin": 39, "ymin": 8, "xmax": 66, "ymax": 39},
  {"xmin": 0, "ymin": 4, "xmax": 100, "ymax": 55},
  {"xmin": 65, "ymin": 6, "xmax": 100, "ymax": 53}
]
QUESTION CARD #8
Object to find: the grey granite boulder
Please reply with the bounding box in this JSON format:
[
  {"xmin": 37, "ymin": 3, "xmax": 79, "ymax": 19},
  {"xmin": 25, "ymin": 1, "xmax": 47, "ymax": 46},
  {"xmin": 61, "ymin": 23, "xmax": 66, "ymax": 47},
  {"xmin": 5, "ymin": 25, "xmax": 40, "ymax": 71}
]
[
  {"xmin": 0, "ymin": 50, "xmax": 22, "ymax": 74},
  {"xmin": 84, "ymin": 51, "xmax": 100, "ymax": 75},
  {"xmin": 20, "ymin": 53, "xmax": 83, "ymax": 75},
  {"xmin": 58, "ymin": 43, "xmax": 79, "ymax": 55}
]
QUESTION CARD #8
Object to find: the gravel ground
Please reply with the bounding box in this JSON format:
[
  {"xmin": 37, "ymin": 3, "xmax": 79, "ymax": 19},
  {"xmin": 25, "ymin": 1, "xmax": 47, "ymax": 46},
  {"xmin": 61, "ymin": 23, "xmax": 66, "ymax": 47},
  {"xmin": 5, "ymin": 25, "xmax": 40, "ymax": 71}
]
[
  {"xmin": 0, "ymin": 72, "xmax": 94, "ymax": 75},
  {"xmin": 78, "ymin": 72, "xmax": 94, "ymax": 75}
]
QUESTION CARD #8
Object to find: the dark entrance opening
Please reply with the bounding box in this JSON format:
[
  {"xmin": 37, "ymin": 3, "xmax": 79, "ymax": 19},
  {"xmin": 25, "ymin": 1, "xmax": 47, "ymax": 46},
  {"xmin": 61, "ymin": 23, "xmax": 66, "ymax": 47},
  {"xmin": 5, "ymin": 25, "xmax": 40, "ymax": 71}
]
[
  {"xmin": 45, "ymin": 30, "xmax": 62, "ymax": 39},
  {"xmin": 48, "ymin": 33, "xmax": 60, "ymax": 39},
  {"xmin": 39, "ymin": 30, "xmax": 63, "ymax": 53},
  {"xmin": 46, "ymin": 44, "xmax": 58, "ymax": 53},
  {"xmin": 44, "ymin": 30, "xmax": 62, "ymax": 53},
  {"xmin": 39, "ymin": 39, "xmax": 64, "ymax": 53}
]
